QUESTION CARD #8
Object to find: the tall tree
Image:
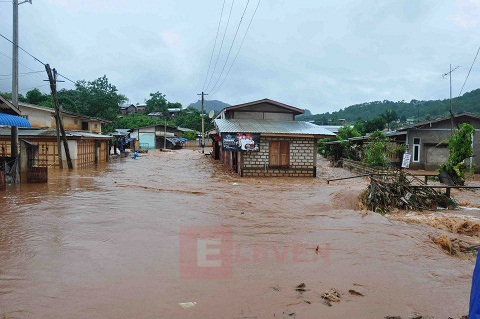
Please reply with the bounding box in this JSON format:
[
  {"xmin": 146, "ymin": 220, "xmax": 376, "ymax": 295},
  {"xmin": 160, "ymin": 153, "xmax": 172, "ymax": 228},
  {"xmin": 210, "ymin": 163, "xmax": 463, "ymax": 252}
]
[
  {"xmin": 146, "ymin": 91, "xmax": 168, "ymax": 113},
  {"xmin": 60, "ymin": 75, "xmax": 127, "ymax": 121},
  {"xmin": 26, "ymin": 88, "xmax": 52, "ymax": 107}
]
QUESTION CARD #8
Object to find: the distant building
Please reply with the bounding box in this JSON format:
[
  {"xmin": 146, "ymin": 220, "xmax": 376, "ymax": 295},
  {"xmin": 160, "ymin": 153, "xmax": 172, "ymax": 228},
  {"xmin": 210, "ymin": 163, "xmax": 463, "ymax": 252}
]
[{"xmin": 118, "ymin": 104, "xmax": 147, "ymax": 115}]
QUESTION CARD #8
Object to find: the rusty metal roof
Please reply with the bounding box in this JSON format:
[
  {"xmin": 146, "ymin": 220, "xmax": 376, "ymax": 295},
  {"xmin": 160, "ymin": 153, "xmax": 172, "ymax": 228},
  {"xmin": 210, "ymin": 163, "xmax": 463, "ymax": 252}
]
[{"xmin": 214, "ymin": 119, "xmax": 336, "ymax": 136}]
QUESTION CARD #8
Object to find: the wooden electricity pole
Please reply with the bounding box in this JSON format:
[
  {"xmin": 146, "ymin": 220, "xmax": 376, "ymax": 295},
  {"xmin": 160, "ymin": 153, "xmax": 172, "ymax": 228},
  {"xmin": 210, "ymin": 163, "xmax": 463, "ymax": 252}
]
[{"xmin": 45, "ymin": 64, "xmax": 73, "ymax": 169}]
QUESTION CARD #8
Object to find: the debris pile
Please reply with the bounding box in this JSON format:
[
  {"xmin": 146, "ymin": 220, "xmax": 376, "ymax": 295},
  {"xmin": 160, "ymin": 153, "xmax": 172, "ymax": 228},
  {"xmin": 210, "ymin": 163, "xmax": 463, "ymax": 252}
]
[{"xmin": 363, "ymin": 170, "xmax": 454, "ymax": 214}]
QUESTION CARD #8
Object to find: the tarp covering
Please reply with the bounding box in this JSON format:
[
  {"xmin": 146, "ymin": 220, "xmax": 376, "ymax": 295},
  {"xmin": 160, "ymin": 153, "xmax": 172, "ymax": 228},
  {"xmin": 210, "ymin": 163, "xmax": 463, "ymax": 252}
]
[
  {"xmin": 470, "ymin": 252, "xmax": 480, "ymax": 318},
  {"xmin": 0, "ymin": 113, "xmax": 31, "ymax": 128}
]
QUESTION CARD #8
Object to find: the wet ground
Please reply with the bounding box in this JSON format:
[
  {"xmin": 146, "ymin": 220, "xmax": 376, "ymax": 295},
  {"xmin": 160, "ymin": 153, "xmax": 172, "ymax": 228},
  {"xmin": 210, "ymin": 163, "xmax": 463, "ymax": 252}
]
[{"xmin": 0, "ymin": 149, "xmax": 475, "ymax": 319}]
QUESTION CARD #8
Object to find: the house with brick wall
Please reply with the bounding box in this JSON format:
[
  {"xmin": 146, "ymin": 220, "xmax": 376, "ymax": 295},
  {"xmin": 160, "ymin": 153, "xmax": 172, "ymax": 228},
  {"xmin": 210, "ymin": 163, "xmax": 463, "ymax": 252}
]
[{"xmin": 210, "ymin": 99, "xmax": 335, "ymax": 177}]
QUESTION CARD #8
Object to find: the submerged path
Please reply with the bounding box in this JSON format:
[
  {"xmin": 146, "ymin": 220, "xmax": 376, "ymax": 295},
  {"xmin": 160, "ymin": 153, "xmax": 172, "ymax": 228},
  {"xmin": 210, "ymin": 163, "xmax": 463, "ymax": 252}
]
[{"xmin": 0, "ymin": 149, "xmax": 473, "ymax": 318}]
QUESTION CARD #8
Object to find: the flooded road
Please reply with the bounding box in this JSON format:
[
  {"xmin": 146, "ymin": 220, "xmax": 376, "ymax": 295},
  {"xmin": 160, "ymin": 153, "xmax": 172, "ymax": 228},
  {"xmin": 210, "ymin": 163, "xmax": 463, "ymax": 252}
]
[{"xmin": 0, "ymin": 149, "xmax": 474, "ymax": 318}]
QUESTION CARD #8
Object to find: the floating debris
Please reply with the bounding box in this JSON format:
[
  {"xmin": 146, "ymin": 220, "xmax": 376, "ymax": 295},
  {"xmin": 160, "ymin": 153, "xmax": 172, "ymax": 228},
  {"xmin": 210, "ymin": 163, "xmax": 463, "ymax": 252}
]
[
  {"xmin": 178, "ymin": 301, "xmax": 197, "ymax": 309},
  {"xmin": 321, "ymin": 288, "xmax": 341, "ymax": 302},
  {"xmin": 348, "ymin": 289, "xmax": 364, "ymax": 296},
  {"xmin": 295, "ymin": 283, "xmax": 308, "ymax": 292}
]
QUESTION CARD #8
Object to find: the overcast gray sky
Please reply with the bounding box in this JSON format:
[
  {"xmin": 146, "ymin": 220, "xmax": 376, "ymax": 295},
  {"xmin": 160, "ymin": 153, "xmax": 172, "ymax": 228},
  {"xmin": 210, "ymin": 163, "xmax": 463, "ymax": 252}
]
[{"xmin": 1, "ymin": 0, "xmax": 480, "ymax": 114}]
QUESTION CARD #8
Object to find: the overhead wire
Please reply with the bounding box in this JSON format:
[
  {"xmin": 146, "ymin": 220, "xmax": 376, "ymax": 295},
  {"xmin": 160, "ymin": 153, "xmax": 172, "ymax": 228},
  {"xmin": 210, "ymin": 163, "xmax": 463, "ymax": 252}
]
[
  {"xmin": 0, "ymin": 32, "xmax": 77, "ymax": 87},
  {"xmin": 202, "ymin": 0, "xmax": 227, "ymax": 92},
  {"xmin": 210, "ymin": 0, "xmax": 261, "ymax": 97},
  {"xmin": 458, "ymin": 43, "xmax": 480, "ymax": 97},
  {"xmin": 204, "ymin": 0, "xmax": 235, "ymax": 92},
  {"xmin": 208, "ymin": 0, "xmax": 251, "ymax": 95}
]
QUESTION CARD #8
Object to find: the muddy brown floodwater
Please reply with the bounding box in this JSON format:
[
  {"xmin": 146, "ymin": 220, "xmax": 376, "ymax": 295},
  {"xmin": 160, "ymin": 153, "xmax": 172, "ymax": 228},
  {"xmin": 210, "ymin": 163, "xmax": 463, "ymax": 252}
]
[{"xmin": 0, "ymin": 149, "xmax": 474, "ymax": 319}]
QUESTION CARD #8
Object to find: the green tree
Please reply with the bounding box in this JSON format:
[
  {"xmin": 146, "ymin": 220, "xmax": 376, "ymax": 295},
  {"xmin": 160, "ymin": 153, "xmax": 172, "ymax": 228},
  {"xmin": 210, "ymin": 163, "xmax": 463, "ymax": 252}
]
[
  {"xmin": 382, "ymin": 109, "xmax": 398, "ymax": 130},
  {"xmin": 439, "ymin": 123, "xmax": 475, "ymax": 185},
  {"xmin": 26, "ymin": 88, "xmax": 52, "ymax": 107},
  {"xmin": 114, "ymin": 113, "xmax": 161, "ymax": 130},
  {"xmin": 0, "ymin": 91, "xmax": 26, "ymax": 102},
  {"xmin": 72, "ymin": 75, "xmax": 127, "ymax": 122},
  {"xmin": 364, "ymin": 116, "xmax": 386, "ymax": 133},
  {"xmin": 337, "ymin": 125, "xmax": 361, "ymax": 141},
  {"xmin": 363, "ymin": 130, "xmax": 392, "ymax": 167},
  {"xmin": 146, "ymin": 91, "xmax": 168, "ymax": 113}
]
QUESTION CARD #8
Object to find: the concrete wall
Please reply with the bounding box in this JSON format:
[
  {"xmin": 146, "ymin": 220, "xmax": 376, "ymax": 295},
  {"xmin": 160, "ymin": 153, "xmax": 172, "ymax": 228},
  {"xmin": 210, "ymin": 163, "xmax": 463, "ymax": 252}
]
[{"xmin": 218, "ymin": 136, "xmax": 317, "ymax": 177}]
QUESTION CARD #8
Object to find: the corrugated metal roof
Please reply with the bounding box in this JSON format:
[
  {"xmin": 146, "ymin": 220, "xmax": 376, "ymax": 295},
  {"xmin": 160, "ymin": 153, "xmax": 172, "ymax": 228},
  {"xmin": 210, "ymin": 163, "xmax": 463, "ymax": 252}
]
[
  {"xmin": 214, "ymin": 119, "xmax": 336, "ymax": 136},
  {"xmin": 0, "ymin": 129, "xmax": 111, "ymax": 139},
  {"xmin": 0, "ymin": 113, "xmax": 31, "ymax": 128}
]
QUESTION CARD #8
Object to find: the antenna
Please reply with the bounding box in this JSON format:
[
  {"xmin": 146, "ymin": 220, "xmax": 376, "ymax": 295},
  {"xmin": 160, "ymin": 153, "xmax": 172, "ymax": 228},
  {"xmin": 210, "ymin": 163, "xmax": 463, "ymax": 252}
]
[{"xmin": 208, "ymin": 110, "xmax": 215, "ymax": 119}]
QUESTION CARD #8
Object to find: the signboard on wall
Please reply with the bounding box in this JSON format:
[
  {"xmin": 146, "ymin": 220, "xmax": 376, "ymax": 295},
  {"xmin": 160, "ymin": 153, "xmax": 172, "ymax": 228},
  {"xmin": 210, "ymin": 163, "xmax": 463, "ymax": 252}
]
[
  {"xmin": 221, "ymin": 133, "xmax": 260, "ymax": 152},
  {"xmin": 401, "ymin": 153, "xmax": 411, "ymax": 168}
]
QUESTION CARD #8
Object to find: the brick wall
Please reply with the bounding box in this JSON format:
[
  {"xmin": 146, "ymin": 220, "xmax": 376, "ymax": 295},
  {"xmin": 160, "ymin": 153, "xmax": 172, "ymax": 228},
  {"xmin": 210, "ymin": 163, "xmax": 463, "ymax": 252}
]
[{"xmin": 241, "ymin": 137, "xmax": 316, "ymax": 177}]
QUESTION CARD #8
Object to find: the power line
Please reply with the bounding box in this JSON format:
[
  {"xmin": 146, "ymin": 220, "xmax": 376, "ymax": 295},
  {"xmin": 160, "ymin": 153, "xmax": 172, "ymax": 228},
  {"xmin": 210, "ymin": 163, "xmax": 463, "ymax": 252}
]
[
  {"xmin": 0, "ymin": 31, "xmax": 46, "ymax": 66},
  {"xmin": 202, "ymin": 0, "xmax": 227, "ymax": 92},
  {"xmin": 204, "ymin": 0, "xmax": 235, "ymax": 92},
  {"xmin": 0, "ymin": 32, "xmax": 77, "ymax": 85},
  {"xmin": 210, "ymin": 0, "xmax": 261, "ymax": 97},
  {"xmin": 0, "ymin": 50, "xmax": 42, "ymax": 74},
  {"xmin": 56, "ymin": 73, "xmax": 76, "ymax": 85},
  {"xmin": 208, "ymin": 0, "xmax": 251, "ymax": 94},
  {"xmin": 0, "ymin": 70, "xmax": 43, "ymax": 77},
  {"xmin": 459, "ymin": 44, "xmax": 480, "ymax": 97}
]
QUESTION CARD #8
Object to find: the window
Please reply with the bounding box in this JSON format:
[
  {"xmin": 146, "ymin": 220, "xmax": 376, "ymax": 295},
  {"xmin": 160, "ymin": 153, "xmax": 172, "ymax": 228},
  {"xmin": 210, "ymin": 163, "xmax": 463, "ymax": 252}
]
[
  {"xmin": 413, "ymin": 137, "xmax": 420, "ymax": 162},
  {"xmin": 82, "ymin": 121, "xmax": 89, "ymax": 130},
  {"xmin": 269, "ymin": 141, "xmax": 289, "ymax": 168}
]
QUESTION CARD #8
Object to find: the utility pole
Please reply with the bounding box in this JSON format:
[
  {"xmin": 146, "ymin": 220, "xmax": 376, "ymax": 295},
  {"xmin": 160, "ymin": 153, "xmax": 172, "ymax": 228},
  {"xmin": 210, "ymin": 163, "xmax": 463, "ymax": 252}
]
[
  {"xmin": 12, "ymin": 0, "xmax": 32, "ymax": 108},
  {"xmin": 442, "ymin": 64, "xmax": 460, "ymax": 135},
  {"xmin": 197, "ymin": 92, "xmax": 208, "ymax": 154},
  {"xmin": 11, "ymin": 0, "xmax": 32, "ymax": 174},
  {"xmin": 45, "ymin": 64, "xmax": 73, "ymax": 169}
]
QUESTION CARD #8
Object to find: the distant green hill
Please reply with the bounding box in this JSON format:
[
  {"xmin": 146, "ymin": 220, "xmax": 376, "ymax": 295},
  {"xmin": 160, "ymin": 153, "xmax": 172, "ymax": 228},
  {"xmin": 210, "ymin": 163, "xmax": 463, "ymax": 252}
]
[
  {"xmin": 188, "ymin": 100, "xmax": 230, "ymax": 113},
  {"xmin": 298, "ymin": 88, "xmax": 480, "ymax": 123}
]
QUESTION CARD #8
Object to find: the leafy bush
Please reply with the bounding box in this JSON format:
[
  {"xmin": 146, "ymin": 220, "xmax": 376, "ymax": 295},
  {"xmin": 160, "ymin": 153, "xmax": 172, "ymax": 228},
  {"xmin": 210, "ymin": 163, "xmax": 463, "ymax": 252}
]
[
  {"xmin": 362, "ymin": 130, "xmax": 392, "ymax": 167},
  {"xmin": 439, "ymin": 123, "xmax": 475, "ymax": 185}
]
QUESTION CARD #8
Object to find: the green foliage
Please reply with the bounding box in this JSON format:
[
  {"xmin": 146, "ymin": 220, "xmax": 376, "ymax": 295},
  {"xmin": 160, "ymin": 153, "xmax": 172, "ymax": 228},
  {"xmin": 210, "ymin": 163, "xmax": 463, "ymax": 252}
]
[
  {"xmin": 362, "ymin": 131, "xmax": 392, "ymax": 167},
  {"xmin": 146, "ymin": 91, "xmax": 168, "ymax": 113},
  {"xmin": 337, "ymin": 125, "xmax": 361, "ymax": 140},
  {"xmin": 0, "ymin": 91, "xmax": 26, "ymax": 102},
  {"xmin": 381, "ymin": 109, "xmax": 398, "ymax": 130},
  {"xmin": 317, "ymin": 137, "xmax": 336, "ymax": 155},
  {"xmin": 364, "ymin": 116, "xmax": 387, "ymax": 133},
  {"xmin": 180, "ymin": 131, "xmax": 198, "ymax": 140},
  {"xmin": 58, "ymin": 75, "xmax": 127, "ymax": 122},
  {"xmin": 439, "ymin": 123, "xmax": 475, "ymax": 185},
  {"xmin": 114, "ymin": 113, "xmax": 162, "ymax": 130},
  {"xmin": 299, "ymin": 88, "xmax": 480, "ymax": 123},
  {"xmin": 26, "ymin": 88, "xmax": 52, "ymax": 107}
]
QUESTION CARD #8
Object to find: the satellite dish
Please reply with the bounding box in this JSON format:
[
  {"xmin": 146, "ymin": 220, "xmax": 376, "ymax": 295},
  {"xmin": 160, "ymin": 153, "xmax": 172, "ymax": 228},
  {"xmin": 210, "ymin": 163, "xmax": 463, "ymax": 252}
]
[{"xmin": 208, "ymin": 110, "xmax": 215, "ymax": 119}]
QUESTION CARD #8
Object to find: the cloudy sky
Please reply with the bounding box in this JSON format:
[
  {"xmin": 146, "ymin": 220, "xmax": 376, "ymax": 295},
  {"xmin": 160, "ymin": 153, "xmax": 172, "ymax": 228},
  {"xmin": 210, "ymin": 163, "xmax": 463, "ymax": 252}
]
[{"xmin": 1, "ymin": 0, "xmax": 479, "ymax": 114}]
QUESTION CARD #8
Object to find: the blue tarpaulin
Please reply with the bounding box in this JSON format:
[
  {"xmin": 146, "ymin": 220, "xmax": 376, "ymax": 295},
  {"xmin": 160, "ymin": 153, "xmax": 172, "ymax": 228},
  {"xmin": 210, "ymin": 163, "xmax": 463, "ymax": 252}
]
[
  {"xmin": 470, "ymin": 252, "xmax": 480, "ymax": 319},
  {"xmin": 0, "ymin": 113, "xmax": 31, "ymax": 128}
]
